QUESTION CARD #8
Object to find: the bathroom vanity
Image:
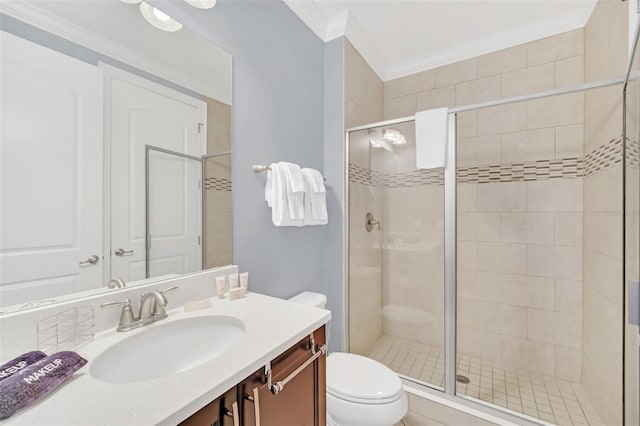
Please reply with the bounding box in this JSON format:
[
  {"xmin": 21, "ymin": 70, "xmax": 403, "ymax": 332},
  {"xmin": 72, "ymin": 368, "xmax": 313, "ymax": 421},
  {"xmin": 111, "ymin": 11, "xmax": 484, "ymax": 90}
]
[
  {"xmin": 1, "ymin": 286, "xmax": 331, "ymax": 425},
  {"xmin": 182, "ymin": 326, "xmax": 326, "ymax": 426}
]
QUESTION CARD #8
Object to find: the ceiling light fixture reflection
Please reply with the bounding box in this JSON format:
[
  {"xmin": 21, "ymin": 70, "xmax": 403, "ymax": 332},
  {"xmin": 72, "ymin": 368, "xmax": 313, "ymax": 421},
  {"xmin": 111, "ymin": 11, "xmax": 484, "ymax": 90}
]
[
  {"xmin": 370, "ymin": 140, "xmax": 383, "ymax": 149},
  {"xmin": 140, "ymin": 2, "xmax": 183, "ymax": 32},
  {"xmin": 184, "ymin": 0, "xmax": 217, "ymax": 9},
  {"xmin": 382, "ymin": 128, "xmax": 407, "ymax": 145},
  {"xmin": 119, "ymin": 0, "xmax": 142, "ymax": 4}
]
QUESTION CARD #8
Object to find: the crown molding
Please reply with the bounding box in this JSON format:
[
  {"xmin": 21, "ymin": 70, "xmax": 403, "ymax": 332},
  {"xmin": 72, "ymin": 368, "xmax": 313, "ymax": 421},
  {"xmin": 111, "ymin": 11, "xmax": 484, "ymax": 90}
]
[
  {"xmin": 283, "ymin": 1, "xmax": 387, "ymax": 80},
  {"xmin": 285, "ymin": 0, "xmax": 596, "ymax": 83},
  {"xmin": 325, "ymin": 10, "xmax": 348, "ymax": 41},
  {"xmin": 383, "ymin": 5, "xmax": 595, "ymax": 81},
  {"xmin": 0, "ymin": 1, "xmax": 231, "ymax": 104},
  {"xmin": 282, "ymin": 0, "xmax": 328, "ymax": 41}
]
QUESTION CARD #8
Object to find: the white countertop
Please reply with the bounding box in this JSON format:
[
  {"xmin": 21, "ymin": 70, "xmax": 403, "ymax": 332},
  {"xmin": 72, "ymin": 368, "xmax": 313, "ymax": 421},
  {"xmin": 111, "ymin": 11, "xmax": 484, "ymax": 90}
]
[{"xmin": 6, "ymin": 292, "xmax": 331, "ymax": 425}]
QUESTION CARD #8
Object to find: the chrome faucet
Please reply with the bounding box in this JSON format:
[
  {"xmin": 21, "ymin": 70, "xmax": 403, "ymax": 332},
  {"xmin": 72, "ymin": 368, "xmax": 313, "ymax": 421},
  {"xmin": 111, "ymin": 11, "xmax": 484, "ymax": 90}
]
[
  {"xmin": 139, "ymin": 290, "xmax": 169, "ymax": 323},
  {"xmin": 107, "ymin": 278, "xmax": 126, "ymax": 289},
  {"xmin": 100, "ymin": 286, "xmax": 178, "ymax": 332}
]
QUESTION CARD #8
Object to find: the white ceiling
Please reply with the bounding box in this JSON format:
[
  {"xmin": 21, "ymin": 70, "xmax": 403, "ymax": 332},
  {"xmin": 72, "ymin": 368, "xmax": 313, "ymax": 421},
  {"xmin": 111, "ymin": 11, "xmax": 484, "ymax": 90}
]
[{"xmin": 284, "ymin": 0, "xmax": 598, "ymax": 81}]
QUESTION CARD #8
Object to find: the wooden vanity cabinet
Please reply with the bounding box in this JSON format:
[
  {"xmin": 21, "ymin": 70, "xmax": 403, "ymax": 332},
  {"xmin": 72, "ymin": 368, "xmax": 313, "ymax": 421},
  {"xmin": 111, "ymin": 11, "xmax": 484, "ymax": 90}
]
[
  {"xmin": 181, "ymin": 326, "xmax": 326, "ymax": 426},
  {"xmin": 241, "ymin": 326, "xmax": 326, "ymax": 426},
  {"xmin": 179, "ymin": 387, "xmax": 236, "ymax": 426}
]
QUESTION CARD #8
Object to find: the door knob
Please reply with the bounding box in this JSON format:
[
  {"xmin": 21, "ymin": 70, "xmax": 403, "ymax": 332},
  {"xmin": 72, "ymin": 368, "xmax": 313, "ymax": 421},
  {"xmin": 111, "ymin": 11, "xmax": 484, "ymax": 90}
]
[
  {"xmin": 79, "ymin": 255, "xmax": 100, "ymax": 266},
  {"xmin": 115, "ymin": 248, "xmax": 134, "ymax": 256}
]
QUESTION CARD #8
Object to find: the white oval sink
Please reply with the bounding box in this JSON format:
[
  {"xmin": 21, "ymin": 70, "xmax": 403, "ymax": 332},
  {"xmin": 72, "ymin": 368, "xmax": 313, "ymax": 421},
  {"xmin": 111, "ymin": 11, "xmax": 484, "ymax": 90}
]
[{"xmin": 90, "ymin": 315, "xmax": 245, "ymax": 383}]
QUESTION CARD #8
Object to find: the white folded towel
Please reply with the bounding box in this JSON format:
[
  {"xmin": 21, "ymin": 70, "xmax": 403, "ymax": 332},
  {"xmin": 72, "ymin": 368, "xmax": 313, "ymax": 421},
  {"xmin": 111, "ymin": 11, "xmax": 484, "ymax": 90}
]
[
  {"xmin": 278, "ymin": 162, "xmax": 305, "ymax": 220},
  {"xmin": 415, "ymin": 107, "xmax": 448, "ymax": 169},
  {"xmin": 302, "ymin": 168, "xmax": 327, "ymax": 225},
  {"xmin": 265, "ymin": 167, "xmax": 273, "ymax": 207},
  {"xmin": 269, "ymin": 163, "xmax": 303, "ymax": 227}
]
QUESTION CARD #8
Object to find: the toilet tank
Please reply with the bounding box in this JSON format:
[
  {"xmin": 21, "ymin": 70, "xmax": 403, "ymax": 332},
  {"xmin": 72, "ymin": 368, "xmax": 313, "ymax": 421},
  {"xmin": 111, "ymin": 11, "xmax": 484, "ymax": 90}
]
[{"xmin": 288, "ymin": 292, "xmax": 327, "ymax": 309}]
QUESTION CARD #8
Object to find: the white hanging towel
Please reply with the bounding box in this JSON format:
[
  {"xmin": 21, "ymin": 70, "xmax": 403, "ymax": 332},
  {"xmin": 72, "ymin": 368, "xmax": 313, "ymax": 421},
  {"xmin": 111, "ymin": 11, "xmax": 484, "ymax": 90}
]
[
  {"xmin": 301, "ymin": 168, "xmax": 328, "ymax": 225},
  {"xmin": 265, "ymin": 167, "xmax": 273, "ymax": 207},
  {"xmin": 268, "ymin": 163, "xmax": 303, "ymax": 227},
  {"xmin": 279, "ymin": 161, "xmax": 305, "ymax": 220},
  {"xmin": 415, "ymin": 107, "xmax": 448, "ymax": 169}
]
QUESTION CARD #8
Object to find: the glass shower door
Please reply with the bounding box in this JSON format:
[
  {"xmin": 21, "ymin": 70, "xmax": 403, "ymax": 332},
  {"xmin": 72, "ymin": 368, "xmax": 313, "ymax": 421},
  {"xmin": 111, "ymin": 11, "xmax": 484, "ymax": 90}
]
[
  {"xmin": 455, "ymin": 93, "xmax": 604, "ymax": 425},
  {"xmin": 347, "ymin": 121, "xmax": 446, "ymax": 390}
]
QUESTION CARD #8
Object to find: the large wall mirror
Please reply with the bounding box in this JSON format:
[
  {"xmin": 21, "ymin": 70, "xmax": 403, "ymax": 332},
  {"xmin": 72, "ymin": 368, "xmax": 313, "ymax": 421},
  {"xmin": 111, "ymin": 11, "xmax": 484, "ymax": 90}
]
[{"xmin": 0, "ymin": 0, "xmax": 232, "ymax": 312}]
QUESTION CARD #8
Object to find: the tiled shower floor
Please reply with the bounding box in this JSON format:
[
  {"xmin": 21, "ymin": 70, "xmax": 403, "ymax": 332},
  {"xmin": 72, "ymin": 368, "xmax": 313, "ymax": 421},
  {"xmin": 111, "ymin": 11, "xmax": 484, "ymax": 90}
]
[{"xmin": 368, "ymin": 334, "xmax": 604, "ymax": 426}]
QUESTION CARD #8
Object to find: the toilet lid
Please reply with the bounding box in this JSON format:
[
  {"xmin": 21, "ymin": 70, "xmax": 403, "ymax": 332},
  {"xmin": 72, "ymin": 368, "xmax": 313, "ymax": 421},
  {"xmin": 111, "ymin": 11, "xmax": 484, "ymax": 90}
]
[{"xmin": 327, "ymin": 353, "xmax": 403, "ymax": 404}]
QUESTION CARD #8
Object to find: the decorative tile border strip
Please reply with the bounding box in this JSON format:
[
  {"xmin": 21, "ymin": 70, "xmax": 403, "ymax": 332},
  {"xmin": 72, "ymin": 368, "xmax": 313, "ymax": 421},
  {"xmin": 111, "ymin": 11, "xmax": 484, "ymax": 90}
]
[
  {"xmin": 371, "ymin": 170, "xmax": 384, "ymax": 186},
  {"xmin": 584, "ymin": 138, "xmax": 623, "ymax": 176},
  {"xmin": 350, "ymin": 159, "xmax": 582, "ymax": 187},
  {"xmin": 626, "ymin": 138, "xmax": 639, "ymax": 169},
  {"xmin": 350, "ymin": 164, "xmax": 384, "ymax": 186},
  {"xmin": 349, "ymin": 137, "xmax": 629, "ymax": 187},
  {"xmin": 383, "ymin": 168, "xmax": 444, "ymax": 187},
  {"xmin": 349, "ymin": 164, "xmax": 371, "ymax": 185},
  {"xmin": 204, "ymin": 177, "xmax": 232, "ymax": 191},
  {"xmin": 458, "ymin": 158, "xmax": 583, "ymax": 184}
]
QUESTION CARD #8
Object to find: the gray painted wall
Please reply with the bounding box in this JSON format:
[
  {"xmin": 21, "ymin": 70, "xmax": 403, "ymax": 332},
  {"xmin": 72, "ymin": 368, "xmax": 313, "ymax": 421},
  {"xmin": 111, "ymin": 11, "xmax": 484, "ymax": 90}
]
[
  {"xmin": 323, "ymin": 38, "xmax": 346, "ymax": 351},
  {"xmin": 152, "ymin": 1, "xmax": 346, "ymax": 348}
]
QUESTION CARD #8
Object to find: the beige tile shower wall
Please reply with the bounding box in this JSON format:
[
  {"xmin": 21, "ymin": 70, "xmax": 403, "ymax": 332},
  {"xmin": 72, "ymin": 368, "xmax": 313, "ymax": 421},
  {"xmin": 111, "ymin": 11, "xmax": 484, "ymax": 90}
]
[
  {"xmin": 345, "ymin": 40, "xmax": 383, "ymax": 129},
  {"xmin": 345, "ymin": 39, "xmax": 384, "ymax": 355},
  {"xmin": 582, "ymin": 2, "xmax": 627, "ymax": 425},
  {"xmin": 457, "ymin": 179, "xmax": 583, "ymax": 380},
  {"xmin": 384, "ymin": 29, "xmax": 584, "ymax": 119},
  {"xmin": 383, "ymin": 30, "xmax": 586, "ymax": 380},
  {"xmin": 203, "ymin": 96, "xmax": 232, "ymax": 268},
  {"xmin": 382, "ymin": 185, "xmax": 444, "ymax": 348}
]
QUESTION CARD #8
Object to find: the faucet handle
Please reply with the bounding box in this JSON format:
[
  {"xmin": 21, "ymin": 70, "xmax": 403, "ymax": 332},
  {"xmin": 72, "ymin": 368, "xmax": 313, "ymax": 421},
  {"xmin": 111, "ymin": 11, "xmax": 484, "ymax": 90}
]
[
  {"xmin": 100, "ymin": 298, "xmax": 136, "ymax": 332},
  {"xmin": 100, "ymin": 298, "xmax": 131, "ymax": 309},
  {"xmin": 160, "ymin": 286, "xmax": 178, "ymax": 295}
]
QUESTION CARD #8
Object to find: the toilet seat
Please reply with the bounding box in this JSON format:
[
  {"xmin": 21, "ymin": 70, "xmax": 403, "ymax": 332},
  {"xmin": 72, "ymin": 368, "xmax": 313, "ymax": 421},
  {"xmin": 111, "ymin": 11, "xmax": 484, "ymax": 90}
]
[{"xmin": 327, "ymin": 353, "xmax": 404, "ymax": 405}]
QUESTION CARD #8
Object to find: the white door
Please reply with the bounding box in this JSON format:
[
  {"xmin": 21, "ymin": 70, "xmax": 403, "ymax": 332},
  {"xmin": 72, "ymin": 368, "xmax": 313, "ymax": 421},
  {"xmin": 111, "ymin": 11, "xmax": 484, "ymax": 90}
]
[
  {"xmin": 105, "ymin": 65, "xmax": 205, "ymax": 282},
  {"xmin": 0, "ymin": 31, "xmax": 103, "ymax": 307},
  {"xmin": 147, "ymin": 149, "xmax": 203, "ymax": 278}
]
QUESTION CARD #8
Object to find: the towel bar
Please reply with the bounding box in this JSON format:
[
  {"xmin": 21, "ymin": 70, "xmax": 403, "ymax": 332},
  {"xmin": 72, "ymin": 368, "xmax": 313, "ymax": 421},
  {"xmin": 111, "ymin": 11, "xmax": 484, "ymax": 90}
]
[
  {"xmin": 264, "ymin": 333, "xmax": 327, "ymax": 395},
  {"xmin": 252, "ymin": 164, "xmax": 327, "ymax": 181},
  {"xmin": 252, "ymin": 164, "xmax": 271, "ymax": 172}
]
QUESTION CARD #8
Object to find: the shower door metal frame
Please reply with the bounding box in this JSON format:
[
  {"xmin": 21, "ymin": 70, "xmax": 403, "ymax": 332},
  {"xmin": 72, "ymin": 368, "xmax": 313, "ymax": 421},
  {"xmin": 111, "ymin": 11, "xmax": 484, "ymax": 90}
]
[
  {"xmin": 622, "ymin": 16, "xmax": 640, "ymax": 426},
  {"xmin": 344, "ymin": 73, "xmax": 640, "ymax": 426},
  {"xmin": 443, "ymin": 114, "xmax": 457, "ymax": 396}
]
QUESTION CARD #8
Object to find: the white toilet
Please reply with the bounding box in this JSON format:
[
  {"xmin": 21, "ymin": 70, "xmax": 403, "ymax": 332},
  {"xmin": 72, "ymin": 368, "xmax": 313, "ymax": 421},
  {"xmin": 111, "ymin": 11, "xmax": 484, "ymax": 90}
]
[{"xmin": 289, "ymin": 292, "xmax": 408, "ymax": 426}]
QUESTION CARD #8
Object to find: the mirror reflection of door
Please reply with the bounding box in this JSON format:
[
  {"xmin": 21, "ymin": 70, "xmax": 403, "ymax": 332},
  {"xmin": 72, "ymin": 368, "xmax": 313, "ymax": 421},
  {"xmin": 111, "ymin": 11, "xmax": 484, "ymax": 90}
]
[
  {"xmin": 147, "ymin": 149, "xmax": 203, "ymax": 279},
  {"xmin": 0, "ymin": 31, "xmax": 104, "ymax": 306},
  {"xmin": 104, "ymin": 64, "xmax": 206, "ymax": 283}
]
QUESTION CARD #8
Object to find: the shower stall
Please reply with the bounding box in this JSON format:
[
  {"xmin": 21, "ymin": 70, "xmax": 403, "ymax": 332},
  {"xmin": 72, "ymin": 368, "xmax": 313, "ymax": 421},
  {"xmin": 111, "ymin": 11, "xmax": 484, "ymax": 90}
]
[{"xmin": 345, "ymin": 25, "xmax": 640, "ymax": 426}]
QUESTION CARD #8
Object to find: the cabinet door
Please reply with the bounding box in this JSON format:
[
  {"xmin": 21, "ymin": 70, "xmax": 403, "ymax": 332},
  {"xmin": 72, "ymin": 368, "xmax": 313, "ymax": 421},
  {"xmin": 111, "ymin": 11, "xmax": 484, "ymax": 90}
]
[
  {"xmin": 242, "ymin": 326, "xmax": 326, "ymax": 426},
  {"xmin": 221, "ymin": 387, "xmax": 240, "ymax": 426},
  {"xmin": 180, "ymin": 387, "xmax": 238, "ymax": 426}
]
